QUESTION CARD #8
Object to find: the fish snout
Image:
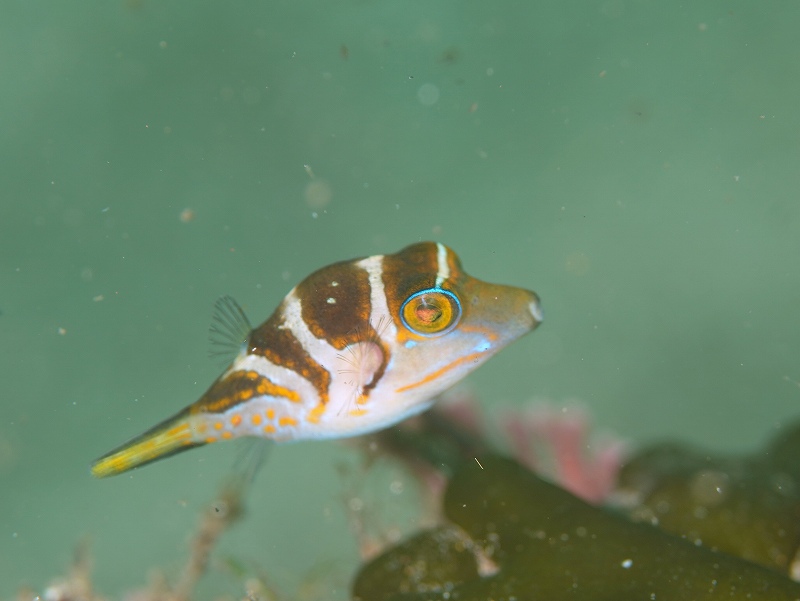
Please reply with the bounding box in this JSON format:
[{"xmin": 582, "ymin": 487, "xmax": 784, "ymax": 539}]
[{"xmin": 528, "ymin": 291, "xmax": 544, "ymax": 328}]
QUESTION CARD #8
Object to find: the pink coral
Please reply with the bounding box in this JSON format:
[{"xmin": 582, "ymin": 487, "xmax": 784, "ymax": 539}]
[
  {"xmin": 437, "ymin": 389, "xmax": 627, "ymax": 504},
  {"xmin": 500, "ymin": 403, "xmax": 626, "ymax": 504}
]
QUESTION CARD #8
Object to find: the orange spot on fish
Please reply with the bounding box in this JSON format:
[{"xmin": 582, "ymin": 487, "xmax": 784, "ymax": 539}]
[
  {"xmin": 221, "ymin": 431, "xmax": 232, "ymax": 440},
  {"xmin": 266, "ymin": 408, "xmax": 275, "ymax": 420},
  {"xmin": 279, "ymin": 416, "xmax": 297, "ymax": 427},
  {"xmin": 264, "ymin": 424, "xmax": 276, "ymax": 434},
  {"xmin": 231, "ymin": 414, "xmax": 242, "ymax": 427},
  {"xmin": 214, "ymin": 422, "xmax": 223, "ymax": 430},
  {"xmin": 307, "ymin": 403, "xmax": 325, "ymax": 424},
  {"xmin": 205, "ymin": 437, "xmax": 217, "ymax": 444},
  {"xmin": 251, "ymin": 414, "xmax": 262, "ymax": 426}
]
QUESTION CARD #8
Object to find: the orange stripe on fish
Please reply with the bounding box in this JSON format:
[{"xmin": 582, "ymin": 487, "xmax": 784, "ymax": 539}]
[{"xmin": 394, "ymin": 352, "xmax": 487, "ymax": 394}]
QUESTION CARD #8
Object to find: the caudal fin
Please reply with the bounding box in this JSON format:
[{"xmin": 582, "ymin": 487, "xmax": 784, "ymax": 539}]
[{"xmin": 91, "ymin": 408, "xmax": 203, "ymax": 478}]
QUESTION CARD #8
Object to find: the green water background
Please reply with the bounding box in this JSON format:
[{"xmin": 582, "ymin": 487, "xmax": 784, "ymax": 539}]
[{"xmin": 2, "ymin": 0, "xmax": 799, "ymax": 598}]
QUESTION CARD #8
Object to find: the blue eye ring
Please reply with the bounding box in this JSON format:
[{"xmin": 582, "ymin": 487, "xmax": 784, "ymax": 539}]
[{"xmin": 400, "ymin": 288, "xmax": 462, "ymax": 336}]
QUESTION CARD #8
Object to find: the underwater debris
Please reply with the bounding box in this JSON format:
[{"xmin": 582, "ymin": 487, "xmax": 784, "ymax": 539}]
[
  {"xmin": 336, "ymin": 455, "xmax": 414, "ymax": 563},
  {"xmin": 24, "ymin": 470, "xmax": 265, "ymax": 601},
  {"xmin": 172, "ymin": 478, "xmax": 246, "ymax": 601},
  {"xmin": 39, "ymin": 539, "xmax": 102, "ymax": 601}
]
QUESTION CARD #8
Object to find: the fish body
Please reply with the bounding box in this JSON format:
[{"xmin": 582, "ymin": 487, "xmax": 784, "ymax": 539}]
[{"xmin": 91, "ymin": 242, "xmax": 542, "ymax": 477}]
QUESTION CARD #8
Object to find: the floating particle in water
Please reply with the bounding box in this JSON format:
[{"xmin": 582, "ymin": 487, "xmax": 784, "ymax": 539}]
[
  {"xmin": 565, "ymin": 251, "xmax": 591, "ymax": 276},
  {"xmin": 689, "ymin": 469, "xmax": 730, "ymax": 507},
  {"xmin": 304, "ymin": 180, "xmax": 332, "ymax": 209},
  {"xmin": 439, "ymin": 47, "xmax": 460, "ymax": 64},
  {"xmin": 417, "ymin": 83, "xmax": 440, "ymax": 106}
]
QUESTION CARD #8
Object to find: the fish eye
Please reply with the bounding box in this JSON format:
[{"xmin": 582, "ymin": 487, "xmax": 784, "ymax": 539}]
[{"xmin": 400, "ymin": 288, "xmax": 462, "ymax": 336}]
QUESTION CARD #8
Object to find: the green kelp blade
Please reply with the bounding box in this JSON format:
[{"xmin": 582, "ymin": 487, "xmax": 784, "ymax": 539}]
[{"xmin": 354, "ymin": 454, "xmax": 800, "ymax": 601}]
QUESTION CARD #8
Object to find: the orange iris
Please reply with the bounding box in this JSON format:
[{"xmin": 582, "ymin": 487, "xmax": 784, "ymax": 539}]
[{"xmin": 401, "ymin": 288, "xmax": 461, "ymax": 336}]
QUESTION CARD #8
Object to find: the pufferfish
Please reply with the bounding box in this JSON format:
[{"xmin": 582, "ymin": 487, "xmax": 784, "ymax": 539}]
[{"xmin": 91, "ymin": 242, "xmax": 542, "ymax": 478}]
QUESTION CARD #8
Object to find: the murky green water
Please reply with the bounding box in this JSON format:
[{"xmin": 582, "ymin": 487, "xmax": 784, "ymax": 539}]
[{"xmin": 2, "ymin": 0, "xmax": 799, "ymax": 598}]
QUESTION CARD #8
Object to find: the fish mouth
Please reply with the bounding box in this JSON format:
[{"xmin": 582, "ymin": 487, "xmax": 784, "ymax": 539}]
[{"xmin": 529, "ymin": 295, "xmax": 544, "ymax": 325}]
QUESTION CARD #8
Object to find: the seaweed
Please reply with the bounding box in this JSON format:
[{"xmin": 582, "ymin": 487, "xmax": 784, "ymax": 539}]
[
  {"xmin": 352, "ymin": 402, "xmax": 800, "ymax": 600},
  {"xmin": 616, "ymin": 422, "xmax": 800, "ymax": 577}
]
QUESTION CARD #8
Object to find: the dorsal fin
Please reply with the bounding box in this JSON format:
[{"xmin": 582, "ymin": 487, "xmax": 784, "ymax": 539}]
[{"xmin": 209, "ymin": 295, "xmax": 253, "ymax": 364}]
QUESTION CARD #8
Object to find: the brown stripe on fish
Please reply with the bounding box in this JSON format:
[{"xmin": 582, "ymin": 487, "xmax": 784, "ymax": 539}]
[
  {"xmin": 248, "ymin": 311, "xmax": 331, "ymax": 404},
  {"xmin": 381, "ymin": 242, "xmax": 440, "ymax": 331},
  {"xmin": 296, "ymin": 258, "xmax": 372, "ymax": 350},
  {"xmin": 192, "ymin": 369, "xmax": 300, "ymax": 415},
  {"xmin": 300, "ymin": 256, "xmax": 394, "ymax": 401},
  {"xmin": 293, "ymin": 255, "xmax": 393, "ymax": 404}
]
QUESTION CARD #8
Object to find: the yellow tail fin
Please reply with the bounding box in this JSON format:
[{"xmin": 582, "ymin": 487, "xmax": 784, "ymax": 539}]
[{"xmin": 91, "ymin": 409, "xmax": 202, "ymax": 478}]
